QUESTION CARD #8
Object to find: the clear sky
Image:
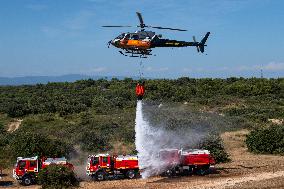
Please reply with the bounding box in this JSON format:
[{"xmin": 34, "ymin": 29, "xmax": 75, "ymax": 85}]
[{"xmin": 0, "ymin": 0, "xmax": 284, "ymax": 78}]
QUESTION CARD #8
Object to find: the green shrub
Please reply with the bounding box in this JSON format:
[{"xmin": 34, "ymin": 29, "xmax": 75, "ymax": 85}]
[
  {"xmin": 198, "ymin": 134, "xmax": 230, "ymax": 163},
  {"xmin": 246, "ymin": 125, "xmax": 284, "ymax": 154},
  {"xmin": 38, "ymin": 164, "xmax": 78, "ymax": 189},
  {"xmin": 79, "ymin": 131, "xmax": 111, "ymax": 152},
  {"xmin": 0, "ymin": 122, "xmax": 7, "ymax": 147},
  {"xmin": 10, "ymin": 132, "xmax": 72, "ymax": 158},
  {"xmin": 0, "ymin": 122, "xmax": 12, "ymax": 169}
]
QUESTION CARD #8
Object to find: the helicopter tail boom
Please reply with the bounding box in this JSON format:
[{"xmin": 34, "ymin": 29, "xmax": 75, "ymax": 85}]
[{"xmin": 151, "ymin": 32, "xmax": 210, "ymax": 53}]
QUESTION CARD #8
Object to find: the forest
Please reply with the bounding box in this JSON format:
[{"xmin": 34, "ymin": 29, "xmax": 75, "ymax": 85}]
[{"xmin": 0, "ymin": 77, "xmax": 283, "ymax": 168}]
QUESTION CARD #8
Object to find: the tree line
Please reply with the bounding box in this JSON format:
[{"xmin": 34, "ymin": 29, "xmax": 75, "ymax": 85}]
[{"xmin": 0, "ymin": 77, "xmax": 282, "ymax": 118}]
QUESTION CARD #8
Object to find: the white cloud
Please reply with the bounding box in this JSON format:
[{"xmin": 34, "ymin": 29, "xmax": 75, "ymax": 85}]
[
  {"xmin": 146, "ymin": 67, "xmax": 169, "ymax": 72},
  {"xmin": 182, "ymin": 62, "xmax": 284, "ymax": 74},
  {"xmin": 182, "ymin": 67, "xmax": 205, "ymax": 73},
  {"xmin": 77, "ymin": 67, "xmax": 107, "ymax": 75},
  {"xmin": 235, "ymin": 65, "xmax": 255, "ymax": 71},
  {"xmin": 145, "ymin": 67, "xmax": 152, "ymax": 71},
  {"xmin": 90, "ymin": 67, "xmax": 107, "ymax": 72},
  {"xmin": 182, "ymin": 68, "xmax": 193, "ymax": 72},
  {"xmin": 233, "ymin": 62, "xmax": 284, "ymax": 72},
  {"xmin": 262, "ymin": 62, "xmax": 284, "ymax": 71}
]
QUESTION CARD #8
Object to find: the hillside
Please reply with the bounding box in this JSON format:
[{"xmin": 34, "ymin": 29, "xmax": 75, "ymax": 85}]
[{"xmin": 0, "ymin": 77, "xmax": 283, "ymax": 187}]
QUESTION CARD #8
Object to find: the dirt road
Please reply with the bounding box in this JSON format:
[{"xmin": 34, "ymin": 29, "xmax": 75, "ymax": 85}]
[{"xmin": 1, "ymin": 130, "xmax": 284, "ymax": 188}]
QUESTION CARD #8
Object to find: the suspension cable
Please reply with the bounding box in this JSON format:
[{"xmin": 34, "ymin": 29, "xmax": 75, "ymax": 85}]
[{"xmin": 138, "ymin": 59, "xmax": 144, "ymax": 80}]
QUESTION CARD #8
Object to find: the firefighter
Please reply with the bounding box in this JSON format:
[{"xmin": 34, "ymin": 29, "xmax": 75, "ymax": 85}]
[{"xmin": 136, "ymin": 81, "xmax": 145, "ymax": 100}]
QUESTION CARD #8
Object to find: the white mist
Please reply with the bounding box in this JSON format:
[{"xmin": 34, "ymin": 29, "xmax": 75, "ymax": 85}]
[
  {"xmin": 135, "ymin": 101, "xmax": 207, "ymax": 178},
  {"xmin": 135, "ymin": 101, "xmax": 172, "ymax": 178}
]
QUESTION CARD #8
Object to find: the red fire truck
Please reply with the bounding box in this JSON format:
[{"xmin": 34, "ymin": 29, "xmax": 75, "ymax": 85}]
[
  {"xmin": 86, "ymin": 154, "xmax": 139, "ymax": 181},
  {"xmin": 13, "ymin": 156, "xmax": 73, "ymax": 185},
  {"xmin": 159, "ymin": 149, "xmax": 215, "ymax": 176}
]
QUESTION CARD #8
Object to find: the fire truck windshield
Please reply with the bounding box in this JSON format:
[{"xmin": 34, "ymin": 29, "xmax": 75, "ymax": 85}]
[
  {"xmin": 91, "ymin": 157, "xmax": 99, "ymax": 165},
  {"xmin": 18, "ymin": 161, "xmax": 26, "ymax": 169}
]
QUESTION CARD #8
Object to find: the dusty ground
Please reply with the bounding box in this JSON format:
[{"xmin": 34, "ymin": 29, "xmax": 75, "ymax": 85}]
[
  {"xmin": 1, "ymin": 129, "xmax": 284, "ymax": 188},
  {"xmin": 7, "ymin": 119, "xmax": 23, "ymax": 132}
]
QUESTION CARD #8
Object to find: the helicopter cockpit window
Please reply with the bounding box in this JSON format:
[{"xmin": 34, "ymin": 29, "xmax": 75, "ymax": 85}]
[
  {"xmin": 116, "ymin": 33, "xmax": 125, "ymax": 39},
  {"xmin": 130, "ymin": 34, "xmax": 139, "ymax": 40},
  {"xmin": 124, "ymin": 34, "xmax": 130, "ymax": 39}
]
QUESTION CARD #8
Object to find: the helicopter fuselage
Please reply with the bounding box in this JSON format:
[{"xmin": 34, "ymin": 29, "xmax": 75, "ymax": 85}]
[
  {"xmin": 108, "ymin": 31, "xmax": 210, "ymax": 57},
  {"xmin": 110, "ymin": 31, "xmax": 199, "ymax": 49}
]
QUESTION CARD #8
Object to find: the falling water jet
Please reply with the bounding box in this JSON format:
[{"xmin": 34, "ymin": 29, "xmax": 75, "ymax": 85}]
[
  {"xmin": 135, "ymin": 101, "xmax": 170, "ymax": 178},
  {"xmin": 134, "ymin": 100, "xmax": 209, "ymax": 178}
]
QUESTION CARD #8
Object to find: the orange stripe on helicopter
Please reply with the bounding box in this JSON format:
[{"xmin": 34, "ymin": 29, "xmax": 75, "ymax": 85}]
[{"xmin": 119, "ymin": 39, "xmax": 151, "ymax": 49}]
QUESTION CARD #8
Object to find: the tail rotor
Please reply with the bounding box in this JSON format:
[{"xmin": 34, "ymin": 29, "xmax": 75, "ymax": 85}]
[
  {"xmin": 192, "ymin": 36, "xmax": 200, "ymax": 53},
  {"xmin": 193, "ymin": 32, "xmax": 210, "ymax": 53}
]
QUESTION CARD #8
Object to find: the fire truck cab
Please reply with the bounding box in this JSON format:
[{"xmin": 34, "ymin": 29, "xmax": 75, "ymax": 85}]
[
  {"xmin": 13, "ymin": 156, "xmax": 39, "ymax": 185},
  {"xmin": 86, "ymin": 154, "xmax": 139, "ymax": 181},
  {"xmin": 13, "ymin": 156, "xmax": 73, "ymax": 185}
]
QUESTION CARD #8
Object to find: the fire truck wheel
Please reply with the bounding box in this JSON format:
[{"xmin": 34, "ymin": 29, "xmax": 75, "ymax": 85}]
[
  {"xmin": 96, "ymin": 171, "xmax": 106, "ymax": 181},
  {"xmin": 165, "ymin": 169, "xmax": 174, "ymax": 177},
  {"xmin": 182, "ymin": 168, "xmax": 193, "ymax": 176},
  {"xmin": 196, "ymin": 166, "xmax": 209, "ymax": 176},
  {"xmin": 22, "ymin": 175, "xmax": 32, "ymax": 186},
  {"xmin": 126, "ymin": 170, "xmax": 136, "ymax": 179}
]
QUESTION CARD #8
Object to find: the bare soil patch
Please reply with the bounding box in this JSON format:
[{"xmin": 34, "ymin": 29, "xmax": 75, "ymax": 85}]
[{"xmin": 7, "ymin": 119, "xmax": 23, "ymax": 132}]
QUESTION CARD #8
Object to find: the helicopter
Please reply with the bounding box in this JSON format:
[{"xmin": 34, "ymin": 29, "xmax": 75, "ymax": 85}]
[{"xmin": 103, "ymin": 12, "xmax": 210, "ymax": 58}]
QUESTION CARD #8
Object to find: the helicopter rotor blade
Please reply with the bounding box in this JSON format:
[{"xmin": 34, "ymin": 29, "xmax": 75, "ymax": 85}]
[
  {"xmin": 192, "ymin": 36, "xmax": 200, "ymax": 52},
  {"xmin": 136, "ymin": 12, "xmax": 145, "ymax": 28},
  {"xmin": 103, "ymin": 12, "xmax": 187, "ymax": 31},
  {"xmin": 150, "ymin": 26, "xmax": 187, "ymax": 31},
  {"xmin": 102, "ymin": 25, "xmax": 132, "ymax": 28}
]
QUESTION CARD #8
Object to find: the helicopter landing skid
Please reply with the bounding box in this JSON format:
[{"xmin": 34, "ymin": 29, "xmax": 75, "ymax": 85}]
[{"xmin": 118, "ymin": 49, "xmax": 153, "ymax": 58}]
